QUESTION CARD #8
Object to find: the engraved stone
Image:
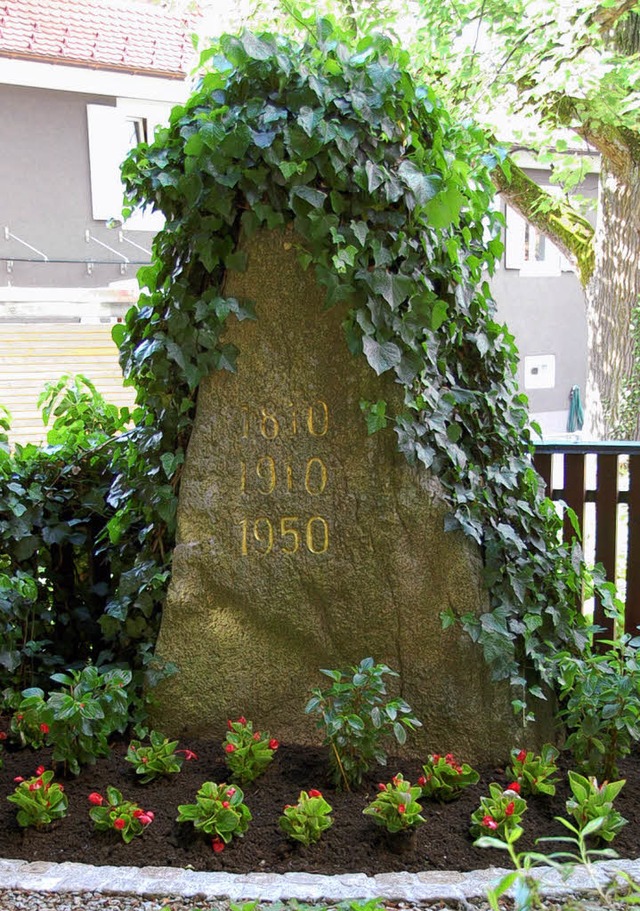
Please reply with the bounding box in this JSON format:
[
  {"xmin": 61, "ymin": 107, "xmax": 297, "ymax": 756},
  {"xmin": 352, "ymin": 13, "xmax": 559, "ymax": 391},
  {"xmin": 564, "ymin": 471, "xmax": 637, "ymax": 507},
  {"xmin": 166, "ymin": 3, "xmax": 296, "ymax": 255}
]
[{"xmin": 152, "ymin": 227, "xmax": 520, "ymax": 761}]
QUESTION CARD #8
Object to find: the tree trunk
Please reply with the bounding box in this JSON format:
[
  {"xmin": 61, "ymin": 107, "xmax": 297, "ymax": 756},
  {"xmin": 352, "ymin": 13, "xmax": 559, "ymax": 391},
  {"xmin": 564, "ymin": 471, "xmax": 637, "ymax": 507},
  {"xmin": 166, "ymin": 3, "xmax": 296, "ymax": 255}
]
[{"xmin": 584, "ymin": 163, "xmax": 640, "ymax": 439}]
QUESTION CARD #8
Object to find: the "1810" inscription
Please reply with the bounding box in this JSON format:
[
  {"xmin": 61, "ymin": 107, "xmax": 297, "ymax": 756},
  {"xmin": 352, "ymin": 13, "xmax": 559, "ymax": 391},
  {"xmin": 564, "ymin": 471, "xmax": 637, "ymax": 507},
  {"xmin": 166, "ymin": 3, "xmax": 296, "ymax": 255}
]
[{"xmin": 240, "ymin": 401, "xmax": 329, "ymax": 439}]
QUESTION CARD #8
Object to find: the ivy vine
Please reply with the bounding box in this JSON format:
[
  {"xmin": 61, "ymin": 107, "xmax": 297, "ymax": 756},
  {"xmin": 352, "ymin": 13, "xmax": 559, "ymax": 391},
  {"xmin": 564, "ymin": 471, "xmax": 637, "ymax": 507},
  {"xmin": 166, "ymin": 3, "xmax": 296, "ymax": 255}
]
[{"xmin": 114, "ymin": 23, "xmax": 607, "ymax": 707}]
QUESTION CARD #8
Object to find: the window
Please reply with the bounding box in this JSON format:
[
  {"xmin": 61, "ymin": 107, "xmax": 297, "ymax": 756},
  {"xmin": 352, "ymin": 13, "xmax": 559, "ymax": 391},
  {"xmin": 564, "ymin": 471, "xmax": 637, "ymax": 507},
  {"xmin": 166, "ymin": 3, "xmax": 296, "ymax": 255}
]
[
  {"xmin": 87, "ymin": 100, "xmax": 170, "ymax": 231},
  {"xmin": 504, "ymin": 195, "xmax": 574, "ymax": 276}
]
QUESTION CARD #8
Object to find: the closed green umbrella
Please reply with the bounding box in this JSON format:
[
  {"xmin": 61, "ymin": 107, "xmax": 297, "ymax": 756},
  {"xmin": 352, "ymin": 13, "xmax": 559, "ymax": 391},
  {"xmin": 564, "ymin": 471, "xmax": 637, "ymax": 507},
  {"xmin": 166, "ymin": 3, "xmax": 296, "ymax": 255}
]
[{"xmin": 567, "ymin": 385, "xmax": 584, "ymax": 432}]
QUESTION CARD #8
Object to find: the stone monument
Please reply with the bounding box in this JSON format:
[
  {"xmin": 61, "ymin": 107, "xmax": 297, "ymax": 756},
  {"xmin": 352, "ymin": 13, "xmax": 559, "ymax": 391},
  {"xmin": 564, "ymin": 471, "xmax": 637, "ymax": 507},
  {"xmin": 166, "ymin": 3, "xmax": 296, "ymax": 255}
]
[{"xmin": 152, "ymin": 227, "xmax": 518, "ymax": 762}]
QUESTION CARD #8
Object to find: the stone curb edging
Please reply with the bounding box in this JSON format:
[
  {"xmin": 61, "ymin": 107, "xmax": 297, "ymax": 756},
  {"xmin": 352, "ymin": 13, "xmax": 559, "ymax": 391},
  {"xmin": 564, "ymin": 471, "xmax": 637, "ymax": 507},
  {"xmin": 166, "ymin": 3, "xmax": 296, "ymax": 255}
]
[{"xmin": 1, "ymin": 858, "xmax": 640, "ymax": 903}]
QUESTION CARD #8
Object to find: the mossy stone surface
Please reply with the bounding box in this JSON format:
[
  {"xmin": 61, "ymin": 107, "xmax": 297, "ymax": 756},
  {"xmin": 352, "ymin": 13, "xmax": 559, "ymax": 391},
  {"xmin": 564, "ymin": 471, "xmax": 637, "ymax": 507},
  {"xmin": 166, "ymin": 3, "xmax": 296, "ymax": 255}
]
[{"xmin": 152, "ymin": 228, "xmax": 521, "ymax": 762}]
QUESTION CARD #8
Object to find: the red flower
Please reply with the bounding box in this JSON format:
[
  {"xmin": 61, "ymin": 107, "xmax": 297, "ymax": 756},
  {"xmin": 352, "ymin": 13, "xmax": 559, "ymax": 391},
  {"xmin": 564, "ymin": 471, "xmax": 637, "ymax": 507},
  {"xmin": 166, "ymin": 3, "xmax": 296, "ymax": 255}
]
[
  {"xmin": 138, "ymin": 814, "xmax": 153, "ymax": 826},
  {"xmin": 238, "ymin": 716, "xmax": 247, "ymax": 725},
  {"xmin": 28, "ymin": 780, "xmax": 43, "ymax": 791},
  {"xmin": 505, "ymin": 801, "xmax": 515, "ymax": 817},
  {"xmin": 88, "ymin": 793, "xmax": 104, "ymax": 805},
  {"xmin": 308, "ymin": 789, "xmax": 322, "ymax": 798},
  {"xmin": 141, "ymin": 757, "xmax": 148, "ymax": 764},
  {"xmin": 506, "ymin": 781, "xmax": 521, "ymax": 794},
  {"xmin": 224, "ymin": 743, "xmax": 235, "ymax": 753},
  {"xmin": 39, "ymin": 723, "xmax": 49, "ymax": 735},
  {"xmin": 15, "ymin": 714, "xmax": 23, "ymax": 722},
  {"xmin": 113, "ymin": 818, "xmax": 126, "ymax": 830},
  {"xmin": 222, "ymin": 801, "xmax": 230, "ymax": 809},
  {"xmin": 398, "ymin": 804, "xmax": 406, "ymax": 814},
  {"xmin": 482, "ymin": 815, "xmax": 498, "ymax": 830},
  {"xmin": 226, "ymin": 788, "xmax": 236, "ymax": 797},
  {"xmin": 177, "ymin": 749, "xmax": 198, "ymax": 761},
  {"xmin": 269, "ymin": 739, "xmax": 279, "ymax": 750},
  {"xmin": 13, "ymin": 776, "xmax": 24, "ymax": 784},
  {"xmin": 431, "ymin": 754, "xmax": 441, "ymax": 762},
  {"xmin": 377, "ymin": 783, "xmax": 386, "ymax": 791},
  {"xmin": 212, "ymin": 837, "xmax": 225, "ymax": 853},
  {"xmin": 0, "ymin": 731, "xmax": 7, "ymax": 740},
  {"xmin": 145, "ymin": 811, "xmax": 155, "ymax": 821},
  {"xmin": 252, "ymin": 732, "xmax": 260, "ymax": 741},
  {"xmin": 35, "ymin": 765, "xmax": 46, "ymax": 776},
  {"xmin": 516, "ymin": 749, "xmax": 527, "ymax": 763},
  {"xmin": 417, "ymin": 776, "xmax": 427, "ymax": 787},
  {"xmin": 133, "ymin": 809, "xmax": 144, "ymax": 818}
]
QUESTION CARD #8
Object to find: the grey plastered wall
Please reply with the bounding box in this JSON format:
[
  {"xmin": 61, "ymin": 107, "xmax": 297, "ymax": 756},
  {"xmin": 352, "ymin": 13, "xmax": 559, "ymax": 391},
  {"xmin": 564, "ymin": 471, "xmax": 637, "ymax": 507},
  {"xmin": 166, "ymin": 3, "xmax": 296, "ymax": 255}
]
[
  {"xmin": 491, "ymin": 167, "xmax": 598, "ymax": 437},
  {"xmin": 0, "ymin": 84, "xmax": 154, "ymax": 288}
]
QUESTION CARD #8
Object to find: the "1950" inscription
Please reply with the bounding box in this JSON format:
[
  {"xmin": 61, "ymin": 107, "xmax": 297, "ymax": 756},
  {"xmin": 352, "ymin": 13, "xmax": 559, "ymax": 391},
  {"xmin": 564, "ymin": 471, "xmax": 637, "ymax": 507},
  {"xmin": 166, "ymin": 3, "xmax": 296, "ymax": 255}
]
[{"xmin": 239, "ymin": 516, "xmax": 329, "ymax": 556}]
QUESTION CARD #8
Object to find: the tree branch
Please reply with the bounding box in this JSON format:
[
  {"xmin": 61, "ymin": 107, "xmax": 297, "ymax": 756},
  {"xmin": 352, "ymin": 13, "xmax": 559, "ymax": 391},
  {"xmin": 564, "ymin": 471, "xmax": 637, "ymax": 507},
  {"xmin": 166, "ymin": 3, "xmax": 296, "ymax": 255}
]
[
  {"xmin": 592, "ymin": 0, "xmax": 639, "ymax": 34},
  {"xmin": 491, "ymin": 158, "xmax": 595, "ymax": 286}
]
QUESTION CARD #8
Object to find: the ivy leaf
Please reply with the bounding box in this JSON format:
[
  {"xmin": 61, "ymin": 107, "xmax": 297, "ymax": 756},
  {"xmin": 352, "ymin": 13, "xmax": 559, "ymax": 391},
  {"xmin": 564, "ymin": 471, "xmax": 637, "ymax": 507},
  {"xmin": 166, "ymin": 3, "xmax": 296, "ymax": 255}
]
[
  {"xmin": 362, "ymin": 337, "xmax": 402, "ymax": 375},
  {"xmin": 397, "ymin": 161, "xmax": 440, "ymax": 205},
  {"xmin": 291, "ymin": 185, "xmax": 327, "ymax": 208}
]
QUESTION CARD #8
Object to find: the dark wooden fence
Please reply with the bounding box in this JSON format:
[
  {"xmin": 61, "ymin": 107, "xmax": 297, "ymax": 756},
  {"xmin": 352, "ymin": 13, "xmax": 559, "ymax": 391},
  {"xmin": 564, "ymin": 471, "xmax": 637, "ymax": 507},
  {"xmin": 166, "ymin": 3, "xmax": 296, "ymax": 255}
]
[{"xmin": 533, "ymin": 442, "xmax": 640, "ymax": 639}]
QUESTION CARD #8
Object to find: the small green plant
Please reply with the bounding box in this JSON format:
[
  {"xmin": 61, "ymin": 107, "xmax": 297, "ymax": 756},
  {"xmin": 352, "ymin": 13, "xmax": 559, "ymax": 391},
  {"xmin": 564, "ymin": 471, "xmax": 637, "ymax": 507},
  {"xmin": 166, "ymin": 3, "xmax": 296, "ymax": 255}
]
[
  {"xmin": 305, "ymin": 657, "xmax": 422, "ymax": 790},
  {"xmin": 470, "ymin": 782, "xmax": 527, "ymax": 839},
  {"xmin": 11, "ymin": 666, "xmax": 133, "ymax": 775},
  {"xmin": 508, "ymin": 744, "xmax": 560, "ymax": 796},
  {"xmin": 565, "ymin": 770, "xmax": 627, "ymax": 843},
  {"xmin": 279, "ymin": 789, "xmax": 334, "ymax": 845},
  {"xmin": 476, "ymin": 815, "xmax": 620, "ymax": 911},
  {"xmin": 363, "ymin": 773, "xmax": 425, "ymax": 833},
  {"xmin": 223, "ymin": 716, "xmax": 279, "ymax": 784},
  {"xmin": 417, "ymin": 752, "xmax": 480, "ymax": 801},
  {"xmin": 7, "ymin": 766, "xmax": 68, "ymax": 828},
  {"xmin": 125, "ymin": 730, "xmax": 196, "ymax": 783},
  {"xmin": 557, "ymin": 633, "xmax": 640, "ymax": 779},
  {"xmin": 88, "ymin": 786, "xmax": 154, "ymax": 843},
  {"xmin": 177, "ymin": 781, "xmax": 252, "ymax": 853}
]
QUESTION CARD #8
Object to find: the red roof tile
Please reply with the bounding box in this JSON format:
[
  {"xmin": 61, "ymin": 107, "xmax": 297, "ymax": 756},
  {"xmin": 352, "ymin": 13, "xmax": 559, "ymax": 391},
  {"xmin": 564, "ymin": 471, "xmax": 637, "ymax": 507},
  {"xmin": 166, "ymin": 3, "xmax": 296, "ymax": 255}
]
[{"xmin": 0, "ymin": 0, "xmax": 196, "ymax": 77}]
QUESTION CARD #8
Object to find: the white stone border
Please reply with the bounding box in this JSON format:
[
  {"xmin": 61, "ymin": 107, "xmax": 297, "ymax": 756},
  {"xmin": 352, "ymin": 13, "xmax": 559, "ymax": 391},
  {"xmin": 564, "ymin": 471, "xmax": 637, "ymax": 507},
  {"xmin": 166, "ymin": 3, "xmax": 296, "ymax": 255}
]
[{"xmin": 1, "ymin": 858, "xmax": 640, "ymax": 903}]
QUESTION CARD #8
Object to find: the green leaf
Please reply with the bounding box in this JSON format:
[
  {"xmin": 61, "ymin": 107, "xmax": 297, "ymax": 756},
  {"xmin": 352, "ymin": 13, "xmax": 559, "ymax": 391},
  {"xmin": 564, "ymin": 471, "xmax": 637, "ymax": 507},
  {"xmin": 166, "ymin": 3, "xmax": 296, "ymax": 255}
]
[{"xmin": 362, "ymin": 337, "xmax": 402, "ymax": 375}]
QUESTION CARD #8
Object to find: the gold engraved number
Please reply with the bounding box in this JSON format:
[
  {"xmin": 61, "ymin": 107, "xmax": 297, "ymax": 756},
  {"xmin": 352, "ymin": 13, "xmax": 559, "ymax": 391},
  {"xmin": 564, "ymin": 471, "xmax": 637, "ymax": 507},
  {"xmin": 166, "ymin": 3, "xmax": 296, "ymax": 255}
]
[
  {"xmin": 307, "ymin": 400, "xmax": 329, "ymax": 436},
  {"xmin": 260, "ymin": 407, "xmax": 279, "ymax": 440},
  {"xmin": 253, "ymin": 517, "xmax": 274, "ymax": 555},
  {"xmin": 280, "ymin": 516, "xmax": 300, "ymax": 554},
  {"xmin": 256, "ymin": 456, "xmax": 276, "ymax": 494},
  {"xmin": 239, "ymin": 516, "xmax": 329, "ymax": 555},
  {"xmin": 306, "ymin": 516, "xmax": 329, "ymax": 554},
  {"xmin": 304, "ymin": 457, "xmax": 327, "ymax": 495}
]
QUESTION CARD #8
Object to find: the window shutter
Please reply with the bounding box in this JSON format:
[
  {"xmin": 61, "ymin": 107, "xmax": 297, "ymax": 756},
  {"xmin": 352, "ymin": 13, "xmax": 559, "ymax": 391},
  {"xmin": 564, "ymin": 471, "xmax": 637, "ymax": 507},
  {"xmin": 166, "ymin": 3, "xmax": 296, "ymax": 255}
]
[
  {"xmin": 86, "ymin": 104, "xmax": 130, "ymax": 221},
  {"xmin": 504, "ymin": 205, "xmax": 525, "ymax": 269}
]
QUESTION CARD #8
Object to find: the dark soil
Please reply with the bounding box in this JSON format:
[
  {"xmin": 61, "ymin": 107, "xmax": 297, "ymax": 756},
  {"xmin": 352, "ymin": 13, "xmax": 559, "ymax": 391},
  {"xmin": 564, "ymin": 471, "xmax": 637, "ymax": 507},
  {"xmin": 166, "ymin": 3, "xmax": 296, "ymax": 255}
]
[{"xmin": 1, "ymin": 737, "xmax": 639, "ymax": 875}]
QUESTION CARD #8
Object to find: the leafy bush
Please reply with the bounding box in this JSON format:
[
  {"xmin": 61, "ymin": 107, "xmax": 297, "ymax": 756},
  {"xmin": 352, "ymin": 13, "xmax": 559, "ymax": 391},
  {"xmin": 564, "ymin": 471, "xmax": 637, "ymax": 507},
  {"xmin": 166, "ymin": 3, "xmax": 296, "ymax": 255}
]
[
  {"xmin": 565, "ymin": 770, "xmax": 627, "ymax": 843},
  {"xmin": 177, "ymin": 782, "xmax": 252, "ymax": 852},
  {"xmin": 125, "ymin": 730, "xmax": 193, "ymax": 783},
  {"xmin": 557, "ymin": 633, "xmax": 640, "ymax": 779},
  {"xmin": 279, "ymin": 789, "xmax": 333, "ymax": 845},
  {"xmin": 306, "ymin": 658, "xmax": 421, "ymax": 789},
  {"xmin": 89, "ymin": 786, "xmax": 154, "ymax": 842},
  {"xmin": 223, "ymin": 717, "xmax": 279, "ymax": 784},
  {"xmin": 418, "ymin": 752, "xmax": 480, "ymax": 802},
  {"xmin": 7, "ymin": 767, "xmax": 68, "ymax": 828},
  {"xmin": 507, "ymin": 744, "xmax": 560, "ymax": 796},
  {"xmin": 363, "ymin": 773, "xmax": 425, "ymax": 833},
  {"xmin": 11, "ymin": 666, "xmax": 133, "ymax": 775}
]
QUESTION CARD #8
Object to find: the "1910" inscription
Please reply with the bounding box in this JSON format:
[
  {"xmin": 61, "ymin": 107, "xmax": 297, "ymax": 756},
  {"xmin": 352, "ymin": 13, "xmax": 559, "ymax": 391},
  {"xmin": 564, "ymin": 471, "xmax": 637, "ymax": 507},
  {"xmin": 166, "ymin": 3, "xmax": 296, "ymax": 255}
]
[
  {"xmin": 240, "ymin": 456, "xmax": 327, "ymax": 496},
  {"xmin": 239, "ymin": 516, "xmax": 329, "ymax": 556}
]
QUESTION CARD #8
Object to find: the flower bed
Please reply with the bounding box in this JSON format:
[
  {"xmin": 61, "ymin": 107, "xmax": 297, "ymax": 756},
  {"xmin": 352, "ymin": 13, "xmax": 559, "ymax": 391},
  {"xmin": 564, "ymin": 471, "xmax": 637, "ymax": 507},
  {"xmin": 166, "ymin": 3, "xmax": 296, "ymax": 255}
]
[{"xmin": 1, "ymin": 739, "xmax": 639, "ymax": 876}]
